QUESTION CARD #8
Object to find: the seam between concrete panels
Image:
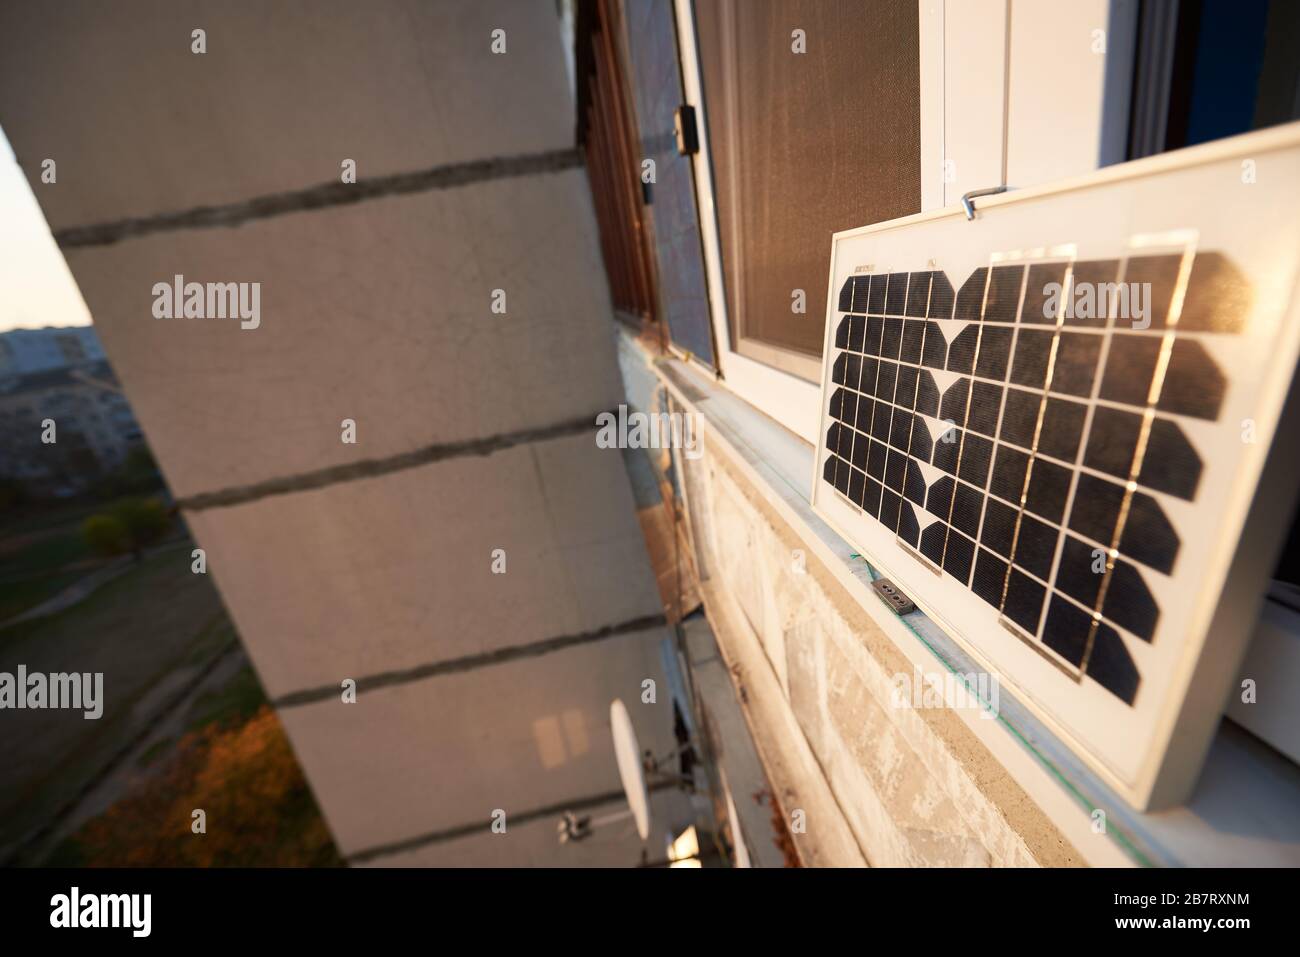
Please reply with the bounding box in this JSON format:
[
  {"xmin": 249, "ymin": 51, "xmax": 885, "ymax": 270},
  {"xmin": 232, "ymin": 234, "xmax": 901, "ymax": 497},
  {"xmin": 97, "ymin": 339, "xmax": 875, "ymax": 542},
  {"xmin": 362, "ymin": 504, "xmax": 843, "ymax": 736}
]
[
  {"xmin": 346, "ymin": 781, "xmax": 675, "ymax": 865},
  {"xmin": 270, "ymin": 613, "xmax": 668, "ymax": 709},
  {"xmin": 53, "ymin": 148, "xmax": 585, "ymax": 248},
  {"xmin": 175, "ymin": 410, "xmax": 611, "ymax": 512}
]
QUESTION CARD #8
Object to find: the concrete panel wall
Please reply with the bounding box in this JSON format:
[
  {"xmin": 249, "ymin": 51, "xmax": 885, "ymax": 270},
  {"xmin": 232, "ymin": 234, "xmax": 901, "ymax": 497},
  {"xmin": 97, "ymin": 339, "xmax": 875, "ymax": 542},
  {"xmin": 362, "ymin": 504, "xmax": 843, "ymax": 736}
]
[
  {"xmin": 182, "ymin": 434, "xmax": 661, "ymax": 697},
  {"xmin": 360, "ymin": 790, "xmax": 696, "ymax": 867},
  {"xmin": 0, "ymin": 0, "xmax": 574, "ymax": 227},
  {"xmin": 280, "ymin": 632, "xmax": 673, "ymax": 858},
  {"xmin": 0, "ymin": 1, "xmax": 677, "ymax": 864},
  {"xmin": 57, "ymin": 175, "xmax": 622, "ymax": 495}
]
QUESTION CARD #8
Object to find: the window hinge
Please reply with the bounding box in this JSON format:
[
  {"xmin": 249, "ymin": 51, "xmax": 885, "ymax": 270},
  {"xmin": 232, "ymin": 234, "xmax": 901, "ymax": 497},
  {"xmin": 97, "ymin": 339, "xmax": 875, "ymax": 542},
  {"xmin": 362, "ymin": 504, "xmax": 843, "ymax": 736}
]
[{"xmin": 674, "ymin": 104, "xmax": 699, "ymax": 156}]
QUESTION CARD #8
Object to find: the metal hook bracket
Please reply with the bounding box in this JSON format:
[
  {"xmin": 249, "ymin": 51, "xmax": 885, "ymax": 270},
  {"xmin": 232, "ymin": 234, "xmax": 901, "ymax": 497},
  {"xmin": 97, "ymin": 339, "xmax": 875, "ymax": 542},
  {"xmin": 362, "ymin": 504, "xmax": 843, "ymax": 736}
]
[{"xmin": 961, "ymin": 185, "xmax": 1008, "ymax": 221}]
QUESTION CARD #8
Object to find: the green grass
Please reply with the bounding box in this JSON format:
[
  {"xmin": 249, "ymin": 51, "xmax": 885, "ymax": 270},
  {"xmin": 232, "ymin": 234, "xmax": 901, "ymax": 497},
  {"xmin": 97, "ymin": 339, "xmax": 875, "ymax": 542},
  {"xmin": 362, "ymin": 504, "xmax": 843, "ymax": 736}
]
[
  {"xmin": 41, "ymin": 836, "xmax": 85, "ymax": 868},
  {"xmin": 0, "ymin": 529, "xmax": 91, "ymax": 579},
  {"xmin": 183, "ymin": 615, "xmax": 239, "ymax": 665},
  {"xmin": 1, "ymin": 534, "xmax": 341, "ymax": 868},
  {"xmin": 0, "ymin": 549, "xmax": 228, "ymax": 854},
  {"xmin": 185, "ymin": 665, "xmax": 267, "ymax": 732},
  {"xmin": 0, "ymin": 502, "xmax": 129, "ymax": 623},
  {"xmin": 0, "ymin": 569, "xmax": 85, "ymax": 622},
  {"xmin": 135, "ymin": 737, "xmax": 175, "ymax": 769},
  {"xmin": 0, "ymin": 523, "xmax": 102, "ymax": 621},
  {"xmin": 0, "ymin": 499, "xmax": 109, "ymax": 539},
  {"xmin": 41, "ymin": 665, "xmax": 342, "ymax": 868}
]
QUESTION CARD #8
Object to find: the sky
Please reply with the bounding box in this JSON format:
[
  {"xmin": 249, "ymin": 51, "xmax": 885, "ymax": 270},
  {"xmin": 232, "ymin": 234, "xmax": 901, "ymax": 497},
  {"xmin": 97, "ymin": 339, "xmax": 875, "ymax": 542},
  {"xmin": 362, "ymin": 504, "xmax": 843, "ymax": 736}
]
[{"xmin": 0, "ymin": 125, "xmax": 93, "ymax": 333}]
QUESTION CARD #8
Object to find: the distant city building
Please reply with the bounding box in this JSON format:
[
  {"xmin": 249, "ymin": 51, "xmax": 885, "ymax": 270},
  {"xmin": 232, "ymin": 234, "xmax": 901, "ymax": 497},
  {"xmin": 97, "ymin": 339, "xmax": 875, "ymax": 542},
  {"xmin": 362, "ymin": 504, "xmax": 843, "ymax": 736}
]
[
  {"xmin": 0, "ymin": 326, "xmax": 105, "ymax": 376},
  {"xmin": 0, "ymin": 328, "xmax": 141, "ymax": 493}
]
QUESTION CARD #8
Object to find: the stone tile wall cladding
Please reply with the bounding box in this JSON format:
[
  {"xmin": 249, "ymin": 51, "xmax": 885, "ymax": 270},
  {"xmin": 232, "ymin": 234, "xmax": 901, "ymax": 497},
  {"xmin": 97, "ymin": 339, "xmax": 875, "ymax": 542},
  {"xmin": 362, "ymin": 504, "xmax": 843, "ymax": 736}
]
[{"xmin": 683, "ymin": 446, "xmax": 1079, "ymax": 867}]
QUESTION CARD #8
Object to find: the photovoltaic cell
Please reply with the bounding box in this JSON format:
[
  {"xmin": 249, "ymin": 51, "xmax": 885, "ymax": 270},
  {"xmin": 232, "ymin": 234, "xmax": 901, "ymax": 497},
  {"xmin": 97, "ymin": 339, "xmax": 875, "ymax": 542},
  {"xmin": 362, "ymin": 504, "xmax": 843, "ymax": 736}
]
[{"xmin": 821, "ymin": 251, "xmax": 1247, "ymax": 705}]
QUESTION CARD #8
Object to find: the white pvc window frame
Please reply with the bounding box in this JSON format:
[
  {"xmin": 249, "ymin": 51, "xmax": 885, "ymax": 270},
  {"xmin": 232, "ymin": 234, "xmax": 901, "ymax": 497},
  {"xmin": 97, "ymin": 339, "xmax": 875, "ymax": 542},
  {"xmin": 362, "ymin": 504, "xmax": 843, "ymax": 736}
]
[
  {"xmin": 672, "ymin": 0, "xmax": 823, "ymax": 444},
  {"xmin": 674, "ymin": 0, "xmax": 1128, "ymax": 445}
]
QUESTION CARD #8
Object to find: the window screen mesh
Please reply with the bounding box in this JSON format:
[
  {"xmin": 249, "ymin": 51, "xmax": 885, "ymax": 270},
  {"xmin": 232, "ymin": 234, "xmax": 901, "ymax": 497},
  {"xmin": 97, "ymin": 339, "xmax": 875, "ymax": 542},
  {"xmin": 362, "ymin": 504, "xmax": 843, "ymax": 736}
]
[{"xmin": 695, "ymin": 0, "xmax": 922, "ymax": 360}]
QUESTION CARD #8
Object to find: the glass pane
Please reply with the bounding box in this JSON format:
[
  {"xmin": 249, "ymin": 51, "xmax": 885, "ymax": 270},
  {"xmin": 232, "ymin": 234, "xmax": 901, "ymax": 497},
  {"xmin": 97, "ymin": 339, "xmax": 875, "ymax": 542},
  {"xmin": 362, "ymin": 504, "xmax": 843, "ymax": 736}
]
[
  {"xmin": 624, "ymin": 0, "xmax": 717, "ymax": 366},
  {"xmin": 695, "ymin": 0, "xmax": 921, "ymax": 359}
]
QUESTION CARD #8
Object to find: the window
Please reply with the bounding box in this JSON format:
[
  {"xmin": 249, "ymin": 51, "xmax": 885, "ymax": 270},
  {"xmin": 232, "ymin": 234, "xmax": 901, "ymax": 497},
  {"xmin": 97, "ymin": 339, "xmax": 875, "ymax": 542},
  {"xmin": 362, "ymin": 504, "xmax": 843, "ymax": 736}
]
[
  {"xmin": 579, "ymin": 0, "xmax": 728, "ymax": 367},
  {"xmin": 676, "ymin": 0, "xmax": 1126, "ymax": 441},
  {"xmin": 693, "ymin": 0, "xmax": 920, "ymax": 378},
  {"xmin": 1129, "ymin": 0, "xmax": 1300, "ymax": 159},
  {"xmin": 56, "ymin": 333, "xmax": 86, "ymax": 363},
  {"xmin": 577, "ymin": 0, "xmax": 660, "ymax": 329},
  {"xmin": 1122, "ymin": 0, "xmax": 1300, "ymax": 769},
  {"xmin": 622, "ymin": 0, "xmax": 717, "ymax": 366}
]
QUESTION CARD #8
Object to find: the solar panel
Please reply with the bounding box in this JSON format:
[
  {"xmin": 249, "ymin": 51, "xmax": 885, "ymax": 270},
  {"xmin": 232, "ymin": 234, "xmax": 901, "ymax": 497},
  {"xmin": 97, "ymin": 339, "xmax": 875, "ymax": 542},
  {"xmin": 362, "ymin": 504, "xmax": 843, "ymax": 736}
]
[{"xmin": 811, "ymin": 126, "xmax": 1300, "ymax": 809}]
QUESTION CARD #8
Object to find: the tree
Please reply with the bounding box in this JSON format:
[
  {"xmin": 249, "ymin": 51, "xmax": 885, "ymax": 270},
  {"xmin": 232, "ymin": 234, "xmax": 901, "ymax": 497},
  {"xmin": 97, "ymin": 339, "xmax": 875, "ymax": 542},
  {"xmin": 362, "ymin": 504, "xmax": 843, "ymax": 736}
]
[
  {"xmin": 82, "ymin": 497, "xmax": 170, "ymax": 559},
  {"xmin": 82, "ymin": 513, "xmax": 130, "ymax": 557},
  {"xmin": 111, "ymin": 498, "xmax": 170, "ymax": 557},
  {"xmin": 122, "ymin": 445, "xmax": 157, "ymax": 479},
  {"xmin": 69, "ymin": 707, "xmax": 341, "ymax": 866}
]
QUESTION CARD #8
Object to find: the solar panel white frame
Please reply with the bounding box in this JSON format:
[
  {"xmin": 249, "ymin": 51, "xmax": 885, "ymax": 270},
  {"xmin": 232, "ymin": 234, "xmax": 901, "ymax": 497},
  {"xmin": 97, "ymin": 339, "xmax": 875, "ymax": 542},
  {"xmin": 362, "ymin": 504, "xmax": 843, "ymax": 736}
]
[{"xmin": 810, "ymin": 123, "xmax": 1300, "ymax": 810}]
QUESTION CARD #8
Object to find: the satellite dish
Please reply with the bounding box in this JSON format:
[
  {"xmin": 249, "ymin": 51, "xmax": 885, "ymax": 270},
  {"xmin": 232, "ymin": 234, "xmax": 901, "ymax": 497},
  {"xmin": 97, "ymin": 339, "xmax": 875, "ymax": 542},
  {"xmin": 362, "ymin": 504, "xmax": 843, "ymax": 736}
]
[{"xmin": 610, "ymin": 699, "xmax": 651, "ymax": 841}]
